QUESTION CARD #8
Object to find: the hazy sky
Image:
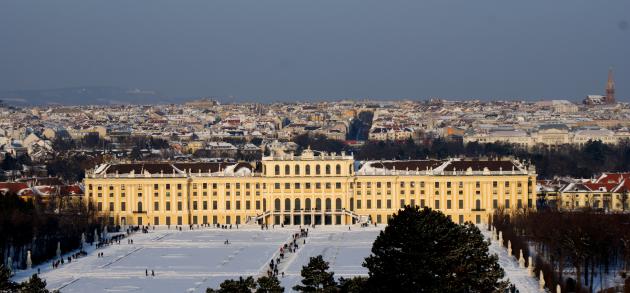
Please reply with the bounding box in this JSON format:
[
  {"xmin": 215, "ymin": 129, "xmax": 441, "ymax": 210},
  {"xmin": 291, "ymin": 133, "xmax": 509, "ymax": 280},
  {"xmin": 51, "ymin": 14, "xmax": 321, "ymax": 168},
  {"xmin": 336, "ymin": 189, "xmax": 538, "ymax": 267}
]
[{"xmin": 1, "ymin": 0, "xmax": 628, "ymax": 102}]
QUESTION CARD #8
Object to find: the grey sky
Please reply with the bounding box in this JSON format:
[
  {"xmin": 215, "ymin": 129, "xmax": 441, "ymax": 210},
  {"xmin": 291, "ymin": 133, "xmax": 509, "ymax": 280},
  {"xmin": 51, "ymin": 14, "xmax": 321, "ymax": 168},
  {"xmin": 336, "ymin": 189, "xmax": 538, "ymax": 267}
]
[{"xmin": 0, "ymin": 0, "xmax": 628, "ymax": 102}]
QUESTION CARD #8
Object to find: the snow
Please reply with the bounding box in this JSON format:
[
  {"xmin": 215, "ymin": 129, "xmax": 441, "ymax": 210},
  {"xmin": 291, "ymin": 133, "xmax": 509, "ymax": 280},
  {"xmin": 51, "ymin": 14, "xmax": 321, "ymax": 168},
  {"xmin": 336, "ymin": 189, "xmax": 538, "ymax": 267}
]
[
  {"xmin": 12, "ymin": 225, "xmax": 542, "ymax": 292},
  {"xmin": 480, "ymin": 226, "xmax": 542, "ymax": 293},
  {"xmin": 12, "ymin": 226, "xmax": 381, "ymax": 293}
]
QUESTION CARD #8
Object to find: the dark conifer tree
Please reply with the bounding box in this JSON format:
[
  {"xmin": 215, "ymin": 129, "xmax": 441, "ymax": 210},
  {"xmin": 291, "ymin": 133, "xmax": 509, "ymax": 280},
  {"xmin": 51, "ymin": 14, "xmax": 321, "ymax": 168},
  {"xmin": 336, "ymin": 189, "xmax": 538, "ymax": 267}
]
[
  {"xmin": 293, "ymin": 255, "xmax": 337, "ymax": 292},
  {"xmin": 0, "ymin": 265, "xmax": 18, "ymax": 292},
  {"xmin": 338, "ymin": 276, "xmax": 368, "ymax": 293},
  {"xmin": 206, "ymin": 276, "xmax": 256, "ymax": 293},
  {"xmin": 363, "ymin": 206, "xmax": 507, "ymax": 293},
  {"xmin": 255, "ymin": 275, "xmax": 284, "ymax": 293},
  {"xmin": 19, "ymin": 274, "xmax": 50, "ymax": 293}
]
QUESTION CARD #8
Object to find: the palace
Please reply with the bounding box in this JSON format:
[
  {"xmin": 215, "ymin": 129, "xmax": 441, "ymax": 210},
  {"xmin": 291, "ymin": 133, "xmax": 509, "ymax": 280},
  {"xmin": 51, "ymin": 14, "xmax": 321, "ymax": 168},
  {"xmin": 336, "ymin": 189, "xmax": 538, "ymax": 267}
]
[{"xmin": 84, "ymin": 148, "xmax": 537, "ymax": 227}]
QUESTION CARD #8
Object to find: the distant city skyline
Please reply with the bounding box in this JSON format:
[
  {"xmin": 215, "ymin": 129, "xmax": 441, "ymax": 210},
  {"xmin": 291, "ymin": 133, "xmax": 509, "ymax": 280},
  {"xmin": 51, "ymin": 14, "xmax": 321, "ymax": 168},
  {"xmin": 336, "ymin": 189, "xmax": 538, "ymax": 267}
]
[{"xmin": 1, "ymin": 0, "xmax": 629, "ymax": 103}]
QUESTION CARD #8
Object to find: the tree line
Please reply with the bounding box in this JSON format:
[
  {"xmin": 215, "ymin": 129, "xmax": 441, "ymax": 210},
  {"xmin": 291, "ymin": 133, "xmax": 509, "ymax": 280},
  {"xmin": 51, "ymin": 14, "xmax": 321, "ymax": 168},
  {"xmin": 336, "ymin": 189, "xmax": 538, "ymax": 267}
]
[
  {"xmin": 292, "ymin": 135, "xmax": 630, "ymax": 179},
  {"xmin": 0, "ymin": 193, "xmax": 99, "ymax": 272},
  {"xmin": 492, "ymin": 209, "xmax": 630, "ymax": 292}
]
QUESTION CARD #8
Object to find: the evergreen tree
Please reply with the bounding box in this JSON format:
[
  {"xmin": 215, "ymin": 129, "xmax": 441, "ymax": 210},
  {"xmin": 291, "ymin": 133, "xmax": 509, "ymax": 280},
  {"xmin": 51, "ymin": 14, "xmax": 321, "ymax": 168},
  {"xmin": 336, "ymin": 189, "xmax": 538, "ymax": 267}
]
[
  {"xmin": 255, "ymin": 275, "xmax": 284, "ymax": 293},
  {"xmin": 338, "ymin": 276, "xmax": 367, "ymax": 293},
  {"xmin": 363, "ymin": 206, "xmax": 507, "ymax": 293},
  {"xmin": 19, "ymin": 274, "xmax": 50, "ymax": 293},
  {"xmin": 206, "ymin": 276, "xmax": 256, "ymax": 293},
  {"xmin": 0, "ymin": 265, "xmax": 18, "ymax": 292},
  {"xmin": 293, "ymin": 255, "xmax": 337, "ymax": 292}
]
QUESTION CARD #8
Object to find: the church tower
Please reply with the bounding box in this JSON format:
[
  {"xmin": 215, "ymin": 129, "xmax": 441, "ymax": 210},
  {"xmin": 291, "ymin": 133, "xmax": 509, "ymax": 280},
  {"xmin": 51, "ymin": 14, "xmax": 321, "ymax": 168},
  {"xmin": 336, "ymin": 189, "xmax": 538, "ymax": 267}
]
[{"xmin": 605, "ymin": 68, "xmax": 615, "ymax": 104}]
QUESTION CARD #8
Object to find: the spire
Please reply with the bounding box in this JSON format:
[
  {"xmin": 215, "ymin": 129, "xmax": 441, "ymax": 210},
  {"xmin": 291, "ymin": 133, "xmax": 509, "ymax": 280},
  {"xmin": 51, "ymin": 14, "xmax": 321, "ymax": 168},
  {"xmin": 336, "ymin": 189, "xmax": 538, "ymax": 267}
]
[{"xmin": 606, "ymin": 67, "xmax": 615, "ymax": 104}]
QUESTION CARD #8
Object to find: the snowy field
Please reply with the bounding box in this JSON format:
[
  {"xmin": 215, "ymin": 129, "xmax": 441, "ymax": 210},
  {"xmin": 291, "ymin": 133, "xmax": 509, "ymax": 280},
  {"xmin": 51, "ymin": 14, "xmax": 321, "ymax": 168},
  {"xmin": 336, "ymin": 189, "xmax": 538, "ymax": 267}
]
[
  {"xmin": 13, "ymin": 226, "xmax": 382, "ymax": 293},
  {"xmin": 12, "ymin": 225, "xmax": 542, "ymax": 293}
]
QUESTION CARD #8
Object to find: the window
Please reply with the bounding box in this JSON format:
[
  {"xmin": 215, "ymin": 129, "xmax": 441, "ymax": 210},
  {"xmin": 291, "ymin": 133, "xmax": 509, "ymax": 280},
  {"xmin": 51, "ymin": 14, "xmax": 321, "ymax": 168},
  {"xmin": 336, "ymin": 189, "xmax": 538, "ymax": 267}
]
[
  {"xmin": 213, "ymin": 201, "xmax": 218, "ymax": 210},
  {"xmin": 435, "ymin": 182, "xmax": 440, "ymax": 188},
  {"xmin": 275, "ymin": 165, "xmax": 280, "ymax": 175},
  {"xmin": 505, "ymin": 199, "xmax": 510, "ymax": 209},
  {"xmin": 236, "ymin": 201, "xmax": 241, "ymax": 210},
  {"xmin": 377, "ymin": 200, "xmax": 381, "ymax": 209},
  {"xmin": 177, "ymin": 184, "xmax": 182, "ymax": 190},
  {"xmin": 137, "ymin": 202, "xmax": 143, "ymax": 212},
  {"xmin": 325, "ymin": 164, "xmax": 331, "ymax": 175},
  {"xmin": 335, "ymin": 164, "xmax": 341, "ymax": 175},
  {"xmin": 305, "ymin": 165, "xmax": 311, "ymax": 175},
  {"xmin": 166, "ymin": 202, "xmax": 171, "ymax": 211},
  {"xmin": 177, "ymin": 202, "xmax": 182, "ymax": 211},
  {"xmin": 203, "ymin": 201, "xmax": 208, "ymax": 210},
  {"xmin": 386, "ymin": 199, "xmax": 391, "ymax": 209},
  {"xmin": 166, "ymin": 184, "xmax": 171, "ymax": 189},
  {"xmin": 97, "ymin": 202, "xmax": 102, "ymax": 211},
  {"xmin": 357, "ymin": 199, "xmax": 362, "ymax": 209},
  {"xmin": 335, "ymin": 182, "xmax": 341, "ymax": 189},
  {"xmin": 246, "ymin": 201, "xmax": 251, "ymax": 210},
  {"xmin": 153, "ymin": 202, "xmax": 158, "ymax": 211},
  {"xmin": 434, "ymin": 200, "xmax": 440, "ymax": 209},
  {"xmin": 458, "ymin": 199, "xmax": 463, "ymax": 209},
  {"xmin": 447, "ymin": 200, "xmax": 451, "ymax": 209},
  {"xmin": 295, "ymin": 165, "xmax": 300, "ymax": 175},
  {"xmin": 285, "ymin": 165, "xmax": 290, "ymax": 175},
  {"xmin": 493, "ymin": 199, "xmax": 498, "ymax": 209},
  {"xmin": 226, "ymin": 201, "xmax": 231, "ymax": 210},
  {"xmin": 367, "ymin": 200, "xmax": 372, "ymax": 209},
  {"xmin": 400, "ymin": 199, "xmax": 405, "ymax": 208},
  {"xmin": 109, "ymin": 202, "xmax": 114, "ymax": 211},
  {"xmin": 316, "ymin": 165, "xmax": 321, "ymax": 175}
]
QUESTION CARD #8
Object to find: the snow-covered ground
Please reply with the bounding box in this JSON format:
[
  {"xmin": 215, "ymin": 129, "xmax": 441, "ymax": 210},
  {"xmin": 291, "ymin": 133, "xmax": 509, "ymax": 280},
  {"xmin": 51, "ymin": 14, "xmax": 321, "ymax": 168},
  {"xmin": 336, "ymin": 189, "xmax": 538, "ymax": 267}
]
[
  {"xmin": 12, "ymin": 226, "xmax": 381, "ymax": 293},
  {"xmin": 12, "ymin": 225, "xmax": 542, "ymax": 292},
  {"xmin": 480, "ymin": 226, "xmax": 541, "ymax": 293}
]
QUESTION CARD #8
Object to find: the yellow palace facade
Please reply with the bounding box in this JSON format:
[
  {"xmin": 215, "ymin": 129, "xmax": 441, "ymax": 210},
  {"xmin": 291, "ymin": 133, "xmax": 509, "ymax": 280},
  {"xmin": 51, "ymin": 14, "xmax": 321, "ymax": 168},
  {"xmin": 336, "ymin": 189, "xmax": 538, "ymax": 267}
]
[{"xmin": 84, "ymin": 149, "xmax": 537, "ymax": 227}]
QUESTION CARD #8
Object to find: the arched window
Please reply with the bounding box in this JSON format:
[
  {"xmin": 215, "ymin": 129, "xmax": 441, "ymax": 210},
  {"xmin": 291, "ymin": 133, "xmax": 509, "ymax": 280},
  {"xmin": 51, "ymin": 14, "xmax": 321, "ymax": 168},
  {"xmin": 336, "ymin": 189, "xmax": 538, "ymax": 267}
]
[
  {"xmin": 305, "ymin": 165, "xmax": 311, "ymax": 175},
  {"xmin": 137, "ymin": 202, "xmax": 143, "ymax": 212},
  {"xmin": 325, "ymin": 164, "xmax": 331, "ymax": 175},
  {"xmin": 336, "ymin": 198, "xmax": 342, "ymax": 210},
  {"xmin": 349, "ymin": 164, "xmax": 353, "ymax": 174},
  {"xmin": 275, "ymin": 199, "xmax": 281, "ymax": 211},
  {"xmin": 274, "ymin": 165, "xmax": 280, "ymax": 176},
  {"xmin": 325, "ymin": 198, "xmax": 332, "ymax": 210},
  {"xmin": 295, "ymin": 165, "xmax": 300, "ymax": 175},
  {"xmin": 336, "ymin": 164, "xmax": 341, "ymax": 175},
  {"xmin": 316, "ymin": 198, "xmax": 322, "ymax": 210},
  {"xmin": 316, "ymin": 165, "xmax": 321, "ymax": 175},
  {"xmin": 305, "ymin": 198, "xmax": 311, "ymax": 210},
  {"xmin": 285, "ymin": 198, "xmax": 291, "ymax": 211},
  {"xmin": 285, "ymin": 165, "xmax": 290, "ymax": 175},
  {"xmin": 294, "ymin": 198, "xmax": 301, "ymax": 210}
]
